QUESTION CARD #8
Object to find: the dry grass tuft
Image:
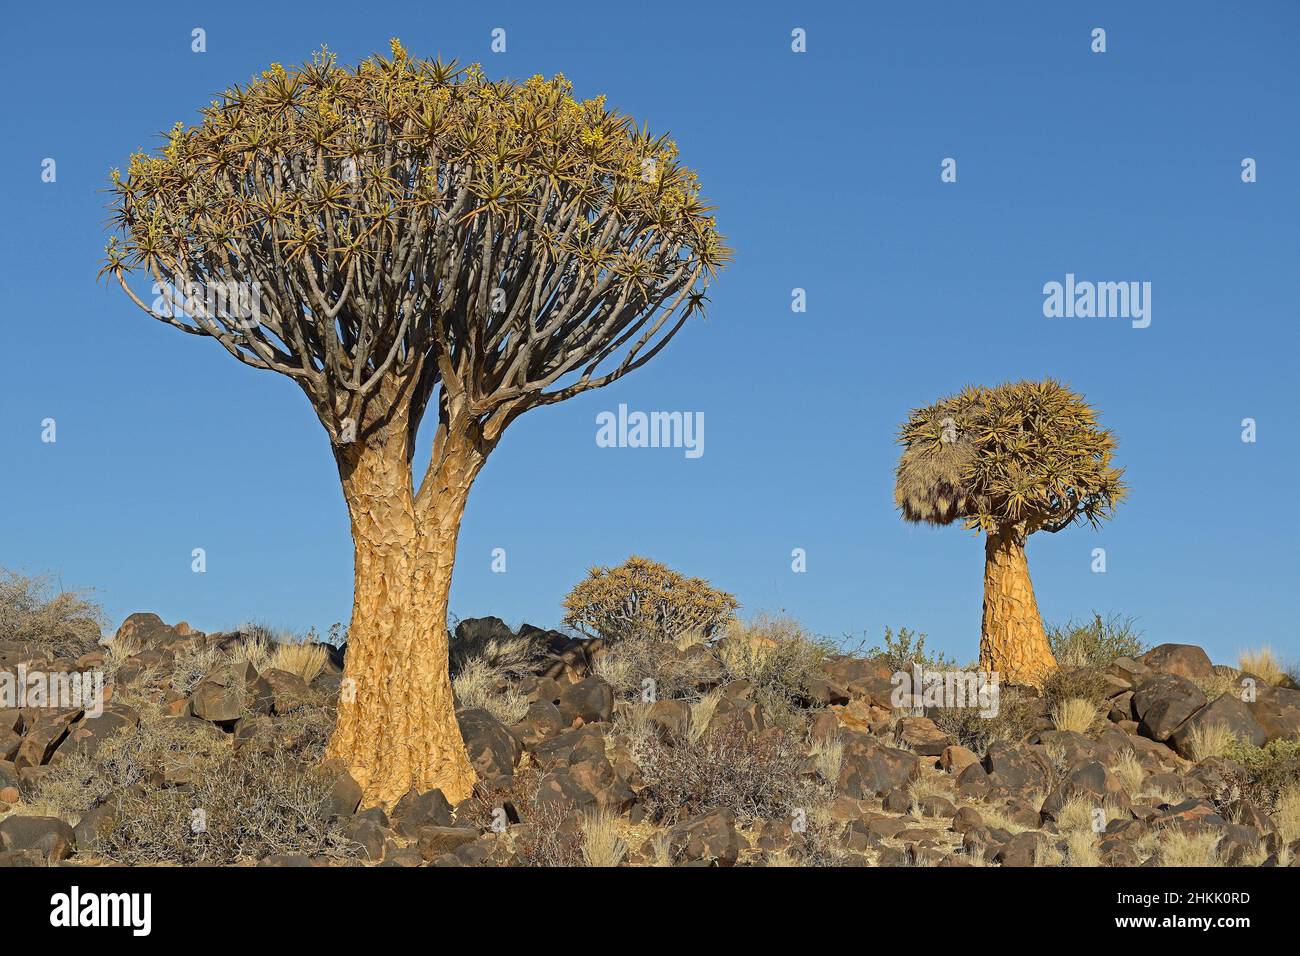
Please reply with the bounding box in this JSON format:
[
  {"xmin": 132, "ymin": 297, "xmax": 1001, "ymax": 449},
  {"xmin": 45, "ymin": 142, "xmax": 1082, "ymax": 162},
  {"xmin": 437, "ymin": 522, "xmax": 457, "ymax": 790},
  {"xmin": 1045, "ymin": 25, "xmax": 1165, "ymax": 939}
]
[
  {"xmin": 1063, "ymin": 829, "xmax": 1100, "ymax": 867},
  {"xmin": 229, "ymin": 630, "xmax": 271, "ymax": 671},
  {"xmin": 809, "ymin": 733, "xmax": 844, "ymax": 785},
  {"xmin": 452, "ymin": 658, "xmax": 530, "ymax": 725},
  {"xmin": 1238, "ymin": 647, "xmax": 1286, "ymax": 687},
  {"xmin": 1189, "ymin": 670, "xmax": 1239, "ymax": 701},
  {"xmin": 579, "ymin": 809, "xmax": 627, "ymax": 867},
  {"xmin": 1274, "ymin": 784, "xmax": 1300, "ymax": 844},
  {"xmin": 1049, "ymin": 697, "xmax": 1099, "ymax": 734},
  {"xmin": 1187, "ymin": 723, "xmax": 1239, "ymax": 763},
  {"xmin": 267, "ymin": 640, "xmax": 328, "ymax": 683},
  {"xmin": 687, "ymin": 690, "xmax": 723, "ymax": 744},
  {"xmin": 1158, "ymin": 829, "xmax": 1222, "ymax": 867},
  {"xmin": 1054, "ymin": 794, "xmax": 1100, "ymax": 833},
  {"xmin": 1113, "ymin": 750, "xmax": 1145, "ymax": 794}
]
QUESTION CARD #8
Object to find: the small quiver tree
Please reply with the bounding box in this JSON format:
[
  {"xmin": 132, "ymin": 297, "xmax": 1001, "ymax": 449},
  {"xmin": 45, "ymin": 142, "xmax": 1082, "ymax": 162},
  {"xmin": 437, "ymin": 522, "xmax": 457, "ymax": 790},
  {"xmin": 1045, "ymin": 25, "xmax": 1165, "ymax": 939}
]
[{"xmin": 893, "ymin": 380, "xmax": 1126, "ymax": 686}]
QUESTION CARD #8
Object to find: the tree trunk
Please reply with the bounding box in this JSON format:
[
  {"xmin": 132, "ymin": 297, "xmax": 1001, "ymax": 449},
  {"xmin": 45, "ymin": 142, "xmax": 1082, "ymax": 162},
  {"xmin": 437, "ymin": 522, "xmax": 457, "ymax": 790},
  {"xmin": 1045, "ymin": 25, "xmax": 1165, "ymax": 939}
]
[
  {"xmin": 324, "ymin": 415, "xmax": 485, "ymax": 808},
  {"xmin": 979, "ymin": 526, "xmax": 1056, "ymax": 686}
]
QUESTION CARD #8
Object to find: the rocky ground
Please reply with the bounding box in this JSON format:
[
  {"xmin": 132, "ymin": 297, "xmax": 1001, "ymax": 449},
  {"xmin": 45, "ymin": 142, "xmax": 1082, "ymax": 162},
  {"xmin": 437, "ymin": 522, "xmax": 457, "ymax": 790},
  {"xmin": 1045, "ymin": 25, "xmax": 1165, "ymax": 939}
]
[{"xmin": 1, "ymin": 602, "xmax": 1298, "ymax": 867}]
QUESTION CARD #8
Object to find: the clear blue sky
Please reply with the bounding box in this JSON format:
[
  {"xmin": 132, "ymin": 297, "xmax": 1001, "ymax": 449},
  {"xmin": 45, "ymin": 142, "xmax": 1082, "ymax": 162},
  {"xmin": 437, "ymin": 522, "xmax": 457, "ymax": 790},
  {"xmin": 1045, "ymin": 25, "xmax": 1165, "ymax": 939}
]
[{"xmin": 1, "ymin": 1, "xmax": 1296, "ymax": 665}]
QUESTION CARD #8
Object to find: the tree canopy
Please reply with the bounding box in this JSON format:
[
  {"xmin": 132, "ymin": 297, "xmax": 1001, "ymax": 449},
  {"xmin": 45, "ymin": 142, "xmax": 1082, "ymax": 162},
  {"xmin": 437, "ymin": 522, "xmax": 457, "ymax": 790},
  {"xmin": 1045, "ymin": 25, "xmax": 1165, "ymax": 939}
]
[
  {"xmin": 102, "ymin": 40, "xmax": 729, "ymax": 450},
  {"xmin": 895, "ymin": 379, "xmax": 1126, "ymax": 535}
]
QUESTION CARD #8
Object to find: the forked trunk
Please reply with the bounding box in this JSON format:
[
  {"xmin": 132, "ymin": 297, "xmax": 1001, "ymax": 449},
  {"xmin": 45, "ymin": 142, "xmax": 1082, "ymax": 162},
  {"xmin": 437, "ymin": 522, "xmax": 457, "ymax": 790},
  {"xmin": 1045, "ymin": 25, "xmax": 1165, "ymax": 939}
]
[
  {"xmin": 979, "ymin": 526, "xmax": 1056, "ymax": 686},
  {"xmin": 325, "ymin": 417, "xmax": 485, "ymax": 808}
]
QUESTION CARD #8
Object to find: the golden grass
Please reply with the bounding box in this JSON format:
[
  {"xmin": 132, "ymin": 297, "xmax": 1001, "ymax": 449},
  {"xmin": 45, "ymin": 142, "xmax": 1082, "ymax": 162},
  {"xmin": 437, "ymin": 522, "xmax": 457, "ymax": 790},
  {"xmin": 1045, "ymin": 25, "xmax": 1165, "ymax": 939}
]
[
  {"xmin": 1049, "ymin": 697, "xmax": 1099, "ymax": 734},
  {"xmin": 687, "ymin": 690, "xmax": 722, "ymax": 744},
  {"xmin": 229, "ymin": 634, "xmax": 270, "ymax": 671},
  {"xmin": 1063, "ymin": 829, "xmax": 1100, "ymax": 867},
  {"xmin": 1113, "ymin": 750, "xmax": 1145, "ymax": 793},
  {"xmin": 907, "ymin": 772, "xmax": 949, "ymax": 814},
  {"xmin": 1033, "ymin": 839, "xmax": 1064, "ymax": 867},
  {"xmin": 764, "ymin": 849, "xmax": 803, "ymax": 867},
  {"xmin": 648, "ymin": 832, "xmax": 673, "ymax": 867},
  {"xmin": 977, "ymin": 802, "xmax": 1033, "ymax": 835},
  {"xmin": 580, "ymin": 809, "xmax": 628, "ymax": 867},
  {"xmin": 1158, "ymin": 829, "xmax": 1222, "ymax": 867},
  {"xmin": 1186, "ymin": 723, "xmax": 1239, "ymax": 763},
  {"xmin": 809, "ymin": 733, "xmax": 844, "ymax": 785},
  {"xmin": 1238, "ymin": 647, "xmax": 1286, "ymax": 687},
  {"xmin": 1054, "ymin": 794, "xmax": 1100, "ymax": 834},
  {"xmin": 267, "ymin": 640, "xmax": 328, "ymax": 683},
  {"xmin": 591, "ymin": 653, "xmax": 635, "ymax": 692},
  {"xmin": 1189, "ymin": 670, "xmax": 1238, "ymax": 701},
  {"xmin": 1275, "ymin": 784, "xmax": 1300, "ymax": 844},
  {"xmin": 451, "ymin": 658, "xmax": 530, "ymax": 724}
]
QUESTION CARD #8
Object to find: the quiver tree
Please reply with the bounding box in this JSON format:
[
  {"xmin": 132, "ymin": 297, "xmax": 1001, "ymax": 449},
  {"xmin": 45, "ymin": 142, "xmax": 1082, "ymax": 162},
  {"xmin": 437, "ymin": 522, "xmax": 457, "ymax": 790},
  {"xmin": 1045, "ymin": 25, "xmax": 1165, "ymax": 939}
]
[
  {"xmin": 102, "ymin": 42, "xmax": 728, "ymax": 806},
  {"xmin": 894, "ymin": 380, "xmax": 1125, "ymax": 685}
]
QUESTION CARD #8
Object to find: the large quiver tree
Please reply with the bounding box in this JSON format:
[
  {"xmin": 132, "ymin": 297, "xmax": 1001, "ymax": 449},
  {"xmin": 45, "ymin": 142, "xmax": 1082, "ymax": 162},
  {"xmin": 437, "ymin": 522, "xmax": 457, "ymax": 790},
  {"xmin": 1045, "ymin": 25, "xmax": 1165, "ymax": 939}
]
[
  {"xmin": 102, "ymin": 42, "xmax": 728, "ymax": 805},
  {"xmin": 894, "ymin": 380, "xmax": 1125, "ymax": 685}
]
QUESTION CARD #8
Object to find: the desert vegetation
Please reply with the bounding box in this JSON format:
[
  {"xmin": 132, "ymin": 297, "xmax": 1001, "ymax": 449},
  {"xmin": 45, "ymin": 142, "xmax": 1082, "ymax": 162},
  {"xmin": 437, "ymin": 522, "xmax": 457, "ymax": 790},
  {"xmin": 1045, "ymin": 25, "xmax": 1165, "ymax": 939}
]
[{"xmin": 1, "ymin": 561, "xmax": 1297, "ymax": 868}]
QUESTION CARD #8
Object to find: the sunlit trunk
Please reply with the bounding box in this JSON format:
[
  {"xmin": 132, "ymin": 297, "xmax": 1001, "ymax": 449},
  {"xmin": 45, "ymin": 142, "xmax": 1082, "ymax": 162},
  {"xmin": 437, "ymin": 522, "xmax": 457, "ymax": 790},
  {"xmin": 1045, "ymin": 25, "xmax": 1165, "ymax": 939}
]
[
  {"xmin": 325, "ymin": 415, "xmax": 484, "ymax": 808},
  {"xmin": 979, "ymin": 526, "xmax": 1056, "ymax": 686}
]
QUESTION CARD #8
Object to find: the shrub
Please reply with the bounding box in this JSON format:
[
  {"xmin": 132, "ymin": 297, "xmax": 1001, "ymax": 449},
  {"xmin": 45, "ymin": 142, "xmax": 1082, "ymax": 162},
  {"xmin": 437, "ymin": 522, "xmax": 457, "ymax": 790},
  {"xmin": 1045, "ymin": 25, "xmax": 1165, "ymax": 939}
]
[
  {"xmin": 1041, "ymin": 666, "xmax": 1109, "ymax": 710},
  {"xmin": 1223, "ymin": 738, "xmax": 1300, "ymax": 808},
  {"xmin": 512, "ymin": 798, "xmax": 584, "ymax": 867},
  {"xmin": 101, "ymin": 744, "xmax": 353, "ymax": 864},
  {"xmin": 929, "ymin": 686, "xmax": 1042, "ymax": 755},
  {"xmin": 170, "ymin": 642, "xmax": 222, "ymax": 695},
  {"xmin": 631, "ymin": 721, "xmax": 809, "ymax": 824},
  {"xmin": 589, "ymin": 630, "xmax": 721, "ymax": 702},
  {"xmin": 562, "ymin": 555, "xmax": 738, "ymax": 643},
  {"xmin": 717, "ymin": 616, "xmax": 837, "ymax": 718},
  {"xmin": 34, "ymin": 709, "xmax": 229, "ymax": 818},
  {"xmin": 0, "ymin": 569, "xmax": 104, "ymax": 659},
  {"xmin": 1046, "ymin": 613, "xmax": 1146, "ymax": 669},
  {"xmin": 859, "ymin": 625, "xmax": 954, "ymax": 672}
]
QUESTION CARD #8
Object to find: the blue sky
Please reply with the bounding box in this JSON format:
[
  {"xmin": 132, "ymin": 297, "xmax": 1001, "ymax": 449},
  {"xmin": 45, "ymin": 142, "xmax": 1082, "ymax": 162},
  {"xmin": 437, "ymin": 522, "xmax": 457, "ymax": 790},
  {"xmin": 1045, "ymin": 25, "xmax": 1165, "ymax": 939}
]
[{"xmin": 1, "ymin": 1, "xmax": 1296, "ymax": 665}]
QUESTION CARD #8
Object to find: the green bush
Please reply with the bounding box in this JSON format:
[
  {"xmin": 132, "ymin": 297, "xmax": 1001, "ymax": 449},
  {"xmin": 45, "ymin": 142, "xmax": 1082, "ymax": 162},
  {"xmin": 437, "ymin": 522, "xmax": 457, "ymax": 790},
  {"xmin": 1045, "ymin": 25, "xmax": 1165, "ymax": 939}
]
[
  {"xmin": 929, "ymin": 687, "xmax": 1044, "ymax": 755},
  {"xmin": 859, "ymin": 625, "xmax": 955, "ymax": 672},
  {"xmin": 1047, "ymin": 613, "xmax": 1146, "ymax": 669},
  {"xmin": 1223, "ymin": 738, "xmax": 1300, "ymax": 808}
]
